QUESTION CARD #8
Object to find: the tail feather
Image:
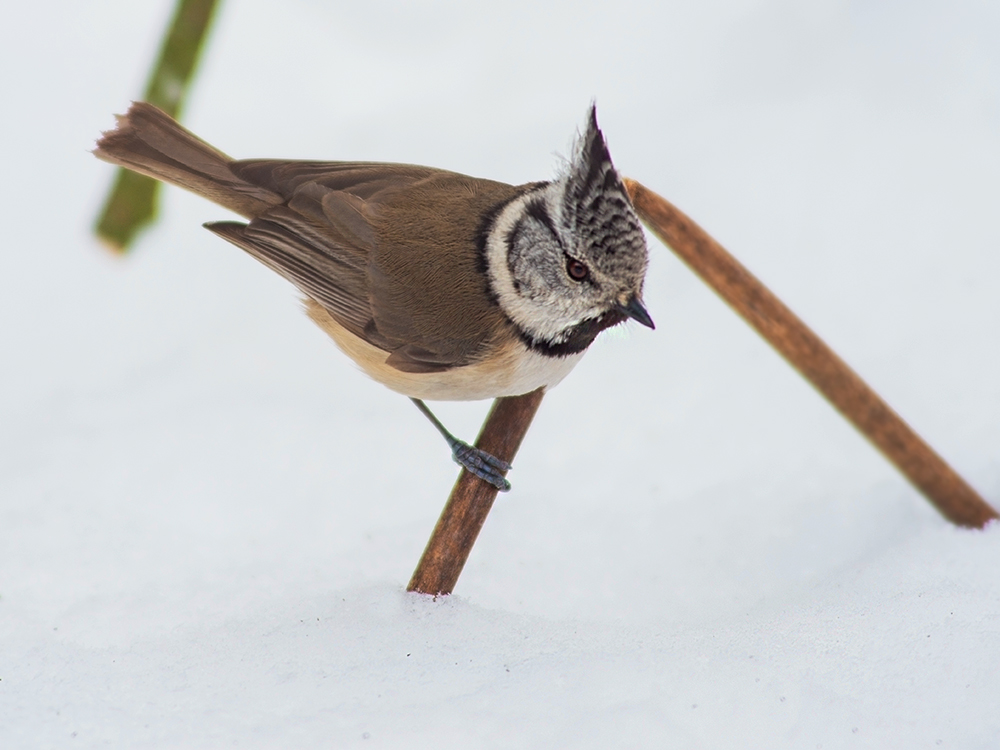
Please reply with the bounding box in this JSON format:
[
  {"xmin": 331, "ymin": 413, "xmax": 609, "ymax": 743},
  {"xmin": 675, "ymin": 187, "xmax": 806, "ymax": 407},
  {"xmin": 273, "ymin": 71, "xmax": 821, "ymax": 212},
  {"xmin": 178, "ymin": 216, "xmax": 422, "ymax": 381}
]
[{"xmin": 94, "ymin": 102, "xmax": 281, "ymax": 218}]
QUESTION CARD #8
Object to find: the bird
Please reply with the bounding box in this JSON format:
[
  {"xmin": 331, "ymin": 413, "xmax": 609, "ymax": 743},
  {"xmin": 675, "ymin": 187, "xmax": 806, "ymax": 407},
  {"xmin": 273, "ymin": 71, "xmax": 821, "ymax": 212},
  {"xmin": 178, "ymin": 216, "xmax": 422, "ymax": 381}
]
[{"xmin": 94, "ymin": 102, "xmax": 653, "ymax": 491}]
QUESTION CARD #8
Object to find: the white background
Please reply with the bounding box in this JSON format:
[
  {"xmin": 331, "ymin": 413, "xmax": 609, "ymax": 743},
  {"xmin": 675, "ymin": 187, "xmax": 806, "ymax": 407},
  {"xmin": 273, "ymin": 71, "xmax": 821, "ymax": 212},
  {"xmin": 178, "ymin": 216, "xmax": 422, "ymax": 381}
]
[{"xmin": 2, "ymin": 1, "xmax": 998, "ymax": 747}]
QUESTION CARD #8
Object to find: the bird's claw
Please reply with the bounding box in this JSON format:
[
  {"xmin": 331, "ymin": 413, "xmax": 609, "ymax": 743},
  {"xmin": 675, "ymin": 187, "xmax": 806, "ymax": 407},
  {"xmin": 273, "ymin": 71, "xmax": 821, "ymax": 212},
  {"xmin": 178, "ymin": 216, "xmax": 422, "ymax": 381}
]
[{"xmin": 451, "ymin": 441, "xmax": 512, "ymax": 492}]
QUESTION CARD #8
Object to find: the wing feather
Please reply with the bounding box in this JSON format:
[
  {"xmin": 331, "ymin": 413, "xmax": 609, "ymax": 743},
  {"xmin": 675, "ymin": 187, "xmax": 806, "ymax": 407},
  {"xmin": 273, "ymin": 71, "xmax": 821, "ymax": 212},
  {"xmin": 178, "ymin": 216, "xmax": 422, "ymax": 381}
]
[{"xmin": 206, "ymin": 162, "xmax": 523, "ymax": 372}]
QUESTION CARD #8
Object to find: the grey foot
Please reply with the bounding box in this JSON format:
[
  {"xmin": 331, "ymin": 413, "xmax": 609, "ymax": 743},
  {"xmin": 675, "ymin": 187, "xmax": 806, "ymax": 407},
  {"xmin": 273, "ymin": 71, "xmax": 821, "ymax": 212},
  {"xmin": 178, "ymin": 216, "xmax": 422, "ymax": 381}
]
[{"xmin": 450, "ymin": 441, "xmax": 512, "ymax": 492}]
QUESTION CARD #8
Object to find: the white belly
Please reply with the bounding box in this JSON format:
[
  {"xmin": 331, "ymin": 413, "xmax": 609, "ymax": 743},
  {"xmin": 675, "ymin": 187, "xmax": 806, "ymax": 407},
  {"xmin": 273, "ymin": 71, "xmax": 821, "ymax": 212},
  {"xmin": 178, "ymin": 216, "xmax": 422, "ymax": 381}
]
[{"xmin": 305, "ymin": 299, "xmax": 585, "ymax": 401}]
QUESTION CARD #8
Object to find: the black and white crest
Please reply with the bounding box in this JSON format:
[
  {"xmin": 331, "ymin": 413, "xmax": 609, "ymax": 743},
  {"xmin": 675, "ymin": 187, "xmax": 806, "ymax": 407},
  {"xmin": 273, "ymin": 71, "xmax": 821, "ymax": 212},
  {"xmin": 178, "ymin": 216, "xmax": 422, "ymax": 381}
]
[{"xmin": 559, "ymin": 106, "xmax": 648, "ymax": 284}]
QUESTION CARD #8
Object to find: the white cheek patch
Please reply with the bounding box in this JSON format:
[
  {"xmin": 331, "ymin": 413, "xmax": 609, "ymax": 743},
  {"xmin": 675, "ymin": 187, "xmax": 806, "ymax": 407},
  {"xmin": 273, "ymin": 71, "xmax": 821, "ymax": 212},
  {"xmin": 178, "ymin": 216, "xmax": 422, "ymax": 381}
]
[
  {"xmin": 484, "ymin": 184, "xmax": 599, "ymax": 344},
  {"xmin": 485, "ymin": 190, "xmax": 548, "ymax": 336}
]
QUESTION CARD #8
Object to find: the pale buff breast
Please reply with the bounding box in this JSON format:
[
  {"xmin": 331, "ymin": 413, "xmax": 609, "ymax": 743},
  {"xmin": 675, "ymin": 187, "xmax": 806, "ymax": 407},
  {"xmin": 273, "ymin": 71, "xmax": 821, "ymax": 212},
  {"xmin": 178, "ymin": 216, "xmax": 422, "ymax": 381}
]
[{"xmin": 305, "ymin": 299, "xmax": 583, "ymax": 401}]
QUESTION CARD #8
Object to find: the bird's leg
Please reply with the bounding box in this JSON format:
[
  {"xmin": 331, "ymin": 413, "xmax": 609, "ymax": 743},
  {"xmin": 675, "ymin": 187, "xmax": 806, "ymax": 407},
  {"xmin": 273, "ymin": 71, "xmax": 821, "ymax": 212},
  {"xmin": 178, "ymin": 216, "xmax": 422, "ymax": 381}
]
[{"xmin": 410, "ymin": 398, "xmax": 512, "ymax": 492}]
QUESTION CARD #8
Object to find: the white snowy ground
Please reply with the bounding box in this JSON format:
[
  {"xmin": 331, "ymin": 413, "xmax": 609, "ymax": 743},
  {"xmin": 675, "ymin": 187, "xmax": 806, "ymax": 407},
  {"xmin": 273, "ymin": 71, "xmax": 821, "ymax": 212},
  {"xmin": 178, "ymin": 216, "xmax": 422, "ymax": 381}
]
[{"xmin": 2, "ymin": 1, "xmax": 999, "ymax": 747}]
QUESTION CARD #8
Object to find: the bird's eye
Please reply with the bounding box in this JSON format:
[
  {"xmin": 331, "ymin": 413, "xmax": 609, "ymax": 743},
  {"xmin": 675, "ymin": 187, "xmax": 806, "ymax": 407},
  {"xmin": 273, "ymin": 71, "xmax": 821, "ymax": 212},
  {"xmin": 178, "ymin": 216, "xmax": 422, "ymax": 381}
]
[{"xmin": 566, "ymin": 257, "xmax": 589, "ymax": 282}]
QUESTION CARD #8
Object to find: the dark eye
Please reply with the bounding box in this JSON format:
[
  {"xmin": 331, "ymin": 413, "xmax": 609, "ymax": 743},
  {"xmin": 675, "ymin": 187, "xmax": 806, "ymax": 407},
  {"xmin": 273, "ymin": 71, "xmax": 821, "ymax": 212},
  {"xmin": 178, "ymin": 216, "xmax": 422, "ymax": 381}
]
[{"xmin": 566, "ymin": 257, "xmax": 589, "ymax": 282}]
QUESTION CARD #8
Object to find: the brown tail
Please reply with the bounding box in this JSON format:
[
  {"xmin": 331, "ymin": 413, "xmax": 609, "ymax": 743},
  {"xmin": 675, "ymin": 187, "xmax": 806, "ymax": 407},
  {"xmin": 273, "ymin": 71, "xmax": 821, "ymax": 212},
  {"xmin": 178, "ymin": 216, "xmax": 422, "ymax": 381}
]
[{"xmin": 93, "ymin": 102, "xmax": 281, "ymax": 218}]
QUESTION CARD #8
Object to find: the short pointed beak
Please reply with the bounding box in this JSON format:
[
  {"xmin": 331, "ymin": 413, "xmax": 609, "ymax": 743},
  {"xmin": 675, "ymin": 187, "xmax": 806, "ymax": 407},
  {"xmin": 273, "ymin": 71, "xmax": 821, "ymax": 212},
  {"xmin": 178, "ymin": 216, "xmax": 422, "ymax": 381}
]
[{"xmin": 619, "ymin": 296, "xmax": 655, "ymax": 329}]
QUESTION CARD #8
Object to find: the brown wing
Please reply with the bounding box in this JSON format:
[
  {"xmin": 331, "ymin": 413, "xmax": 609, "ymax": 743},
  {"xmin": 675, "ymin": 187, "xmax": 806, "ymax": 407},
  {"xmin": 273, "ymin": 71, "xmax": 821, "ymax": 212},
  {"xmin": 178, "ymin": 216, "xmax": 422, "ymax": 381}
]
[
  {"xmin": 364, "ymin": 171, "xmax": 527, "ymax": 372},
  {"xmin": 206, "ymin": 162, "xmax": 523, "ymax": 372}
]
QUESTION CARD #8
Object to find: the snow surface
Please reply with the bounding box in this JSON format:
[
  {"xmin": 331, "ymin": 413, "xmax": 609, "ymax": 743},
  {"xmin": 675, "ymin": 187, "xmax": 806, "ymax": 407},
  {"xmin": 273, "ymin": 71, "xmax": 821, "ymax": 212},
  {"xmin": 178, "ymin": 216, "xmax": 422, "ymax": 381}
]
[{"xmin": 3, "ymin": 1, "xmax": 1000, "ymax": 747}]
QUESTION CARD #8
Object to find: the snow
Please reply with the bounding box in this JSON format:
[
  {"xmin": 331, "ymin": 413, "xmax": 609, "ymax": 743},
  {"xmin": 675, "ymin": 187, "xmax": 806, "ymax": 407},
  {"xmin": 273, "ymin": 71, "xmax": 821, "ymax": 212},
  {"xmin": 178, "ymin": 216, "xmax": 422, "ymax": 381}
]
[{"xmin": 3, "ymin": 0, "xmax": 999, "ymax": 747}]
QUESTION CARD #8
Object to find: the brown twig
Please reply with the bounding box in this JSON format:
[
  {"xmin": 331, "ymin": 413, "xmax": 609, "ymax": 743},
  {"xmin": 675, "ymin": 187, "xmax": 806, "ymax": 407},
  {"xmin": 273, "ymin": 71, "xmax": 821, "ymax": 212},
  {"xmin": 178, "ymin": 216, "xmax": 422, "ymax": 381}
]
[
  {"xmin": 408, "ymin": 388, "xmax": 546, "ymax": 595},
  {"xmin": 624, "ymin": 178, "xmax": 997, "ymax": 529}
]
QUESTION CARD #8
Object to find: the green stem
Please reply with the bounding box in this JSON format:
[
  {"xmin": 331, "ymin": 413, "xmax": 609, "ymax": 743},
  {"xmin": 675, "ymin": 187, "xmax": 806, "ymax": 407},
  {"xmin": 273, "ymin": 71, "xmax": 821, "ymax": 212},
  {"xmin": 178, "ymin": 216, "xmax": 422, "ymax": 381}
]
[{"xmin": 94, "ymin": 0, "xmax": 222, "ymax": 252}]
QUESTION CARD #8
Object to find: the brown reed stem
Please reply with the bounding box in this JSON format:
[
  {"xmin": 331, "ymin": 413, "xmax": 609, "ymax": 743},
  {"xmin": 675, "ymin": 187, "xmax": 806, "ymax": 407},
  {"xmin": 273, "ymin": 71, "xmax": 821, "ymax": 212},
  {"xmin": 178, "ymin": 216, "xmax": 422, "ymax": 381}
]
[
  {"xmin": 624, "ymin": 177, "xmax": 997, "ymax": 529},
  {"xmin": 408, "ymin": 388, "xmax": 546, "ymax": 595}
]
